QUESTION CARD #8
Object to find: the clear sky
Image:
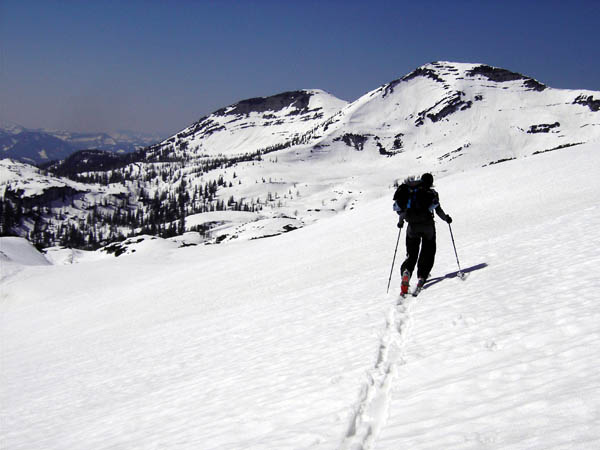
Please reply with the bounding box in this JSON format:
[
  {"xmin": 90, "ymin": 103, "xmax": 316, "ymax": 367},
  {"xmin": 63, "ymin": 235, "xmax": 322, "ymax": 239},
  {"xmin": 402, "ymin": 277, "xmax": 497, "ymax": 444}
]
[{"xmin": 1, "ymin": 0, "xmax": 598, "ymax": 136}]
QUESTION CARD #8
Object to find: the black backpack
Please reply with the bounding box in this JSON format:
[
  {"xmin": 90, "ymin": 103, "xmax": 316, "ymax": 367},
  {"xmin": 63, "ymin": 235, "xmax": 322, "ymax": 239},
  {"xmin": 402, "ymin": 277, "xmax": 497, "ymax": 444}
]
[{"xmin": 393, "ymin": 180, "xmax": 435, "ymax": 224}]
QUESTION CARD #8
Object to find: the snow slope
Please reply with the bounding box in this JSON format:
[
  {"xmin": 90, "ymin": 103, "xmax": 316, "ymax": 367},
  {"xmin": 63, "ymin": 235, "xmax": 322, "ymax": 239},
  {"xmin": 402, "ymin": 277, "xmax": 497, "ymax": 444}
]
[
  {"xmin": 0, "ymin": 236, "xmax": 50, "ymax": 267},
  {"xmin": 0, "ymin": 159, "xmax": 121, "ymax": 197},
  {"xmin": 2, "ymin": 141, "xmax": 599, "ymax": 449},
  {"xmin": 146, "ymin": 89, "xmax": 348, "ymax": 159}
]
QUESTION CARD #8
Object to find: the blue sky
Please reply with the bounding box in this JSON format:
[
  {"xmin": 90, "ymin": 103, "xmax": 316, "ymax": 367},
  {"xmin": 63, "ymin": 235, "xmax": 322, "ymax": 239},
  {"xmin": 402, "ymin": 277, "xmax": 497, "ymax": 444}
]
[{"xmin": 1, "ymin": 0, "xmax": 598, "ymax": 135}]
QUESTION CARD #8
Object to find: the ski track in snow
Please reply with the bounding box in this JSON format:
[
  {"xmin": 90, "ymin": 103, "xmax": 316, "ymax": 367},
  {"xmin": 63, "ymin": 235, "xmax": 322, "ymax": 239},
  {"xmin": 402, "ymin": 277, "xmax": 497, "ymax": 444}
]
[{"xmin": 340, "ymin": 296, "xmax": 414, "ymax": 450}]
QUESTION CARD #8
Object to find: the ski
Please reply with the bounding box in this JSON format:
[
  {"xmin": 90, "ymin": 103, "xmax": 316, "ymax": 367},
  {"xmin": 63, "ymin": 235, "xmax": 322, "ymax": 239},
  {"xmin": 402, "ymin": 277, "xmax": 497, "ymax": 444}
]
[{"xmin": 412, "ymin": 287, "xmax": 423, "ymax": 297}]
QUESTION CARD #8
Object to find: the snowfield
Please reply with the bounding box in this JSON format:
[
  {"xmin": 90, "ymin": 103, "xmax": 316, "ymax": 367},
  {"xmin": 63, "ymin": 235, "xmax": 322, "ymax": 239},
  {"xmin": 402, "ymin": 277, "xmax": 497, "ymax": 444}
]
[{"xmin": 2, "ymin": 140, "xmax": 600, "ymax": 449}]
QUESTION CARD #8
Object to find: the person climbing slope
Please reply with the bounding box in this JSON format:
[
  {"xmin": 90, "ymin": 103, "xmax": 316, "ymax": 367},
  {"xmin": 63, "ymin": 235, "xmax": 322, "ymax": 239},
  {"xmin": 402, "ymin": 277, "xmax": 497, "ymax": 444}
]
[{"xmin": 393, "ymin": 173, "xmax": 452, "ymax": 296}]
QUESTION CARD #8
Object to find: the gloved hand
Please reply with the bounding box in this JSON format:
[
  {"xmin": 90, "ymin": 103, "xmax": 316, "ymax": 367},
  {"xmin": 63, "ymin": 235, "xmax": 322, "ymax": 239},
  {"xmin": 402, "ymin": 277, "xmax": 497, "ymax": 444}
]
[
  {"xmin": 397, "ymin": 220, "xmax": 404, "ymax": 229},
  {"xmin": 446, "ymin": 216, "xmax": 453, "ymax": 224}
]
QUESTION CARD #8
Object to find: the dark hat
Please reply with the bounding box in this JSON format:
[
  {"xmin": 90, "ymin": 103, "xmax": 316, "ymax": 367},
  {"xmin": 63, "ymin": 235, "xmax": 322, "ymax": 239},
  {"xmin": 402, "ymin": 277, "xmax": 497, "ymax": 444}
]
[{"xmin": 421, "ymin": 173, "xmax": 434, "ymax": 187}]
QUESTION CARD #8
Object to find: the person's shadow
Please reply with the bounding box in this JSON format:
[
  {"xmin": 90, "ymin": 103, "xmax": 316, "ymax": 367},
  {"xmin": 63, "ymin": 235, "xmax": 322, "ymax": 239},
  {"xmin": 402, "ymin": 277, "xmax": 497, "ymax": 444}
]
[{"xmin": 424, "ymin": 263, "xmax": 488, "ymax": 289}]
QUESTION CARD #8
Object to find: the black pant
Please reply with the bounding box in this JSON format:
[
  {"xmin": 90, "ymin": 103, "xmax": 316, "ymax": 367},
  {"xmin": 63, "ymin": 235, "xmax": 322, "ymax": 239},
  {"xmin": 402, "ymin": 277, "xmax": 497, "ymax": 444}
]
[{"xmin": 400, "ymin": 223, "xmax": 436, "ymax": 280}]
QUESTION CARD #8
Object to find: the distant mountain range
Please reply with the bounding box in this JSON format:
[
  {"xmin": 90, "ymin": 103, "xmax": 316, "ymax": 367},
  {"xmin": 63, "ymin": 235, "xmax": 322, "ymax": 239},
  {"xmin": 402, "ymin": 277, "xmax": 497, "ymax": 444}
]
[
  {"xmin": 1, "ymin": 61, "xmax": 599, "ymax": 250},
  {"xmin": 0, "ymin": 124, "xmax": 164, "ymax": 165}
]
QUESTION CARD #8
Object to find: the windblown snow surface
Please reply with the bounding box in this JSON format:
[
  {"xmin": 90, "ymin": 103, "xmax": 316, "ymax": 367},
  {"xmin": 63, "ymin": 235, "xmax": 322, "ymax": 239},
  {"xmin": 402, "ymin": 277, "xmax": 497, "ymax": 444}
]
[{"xmin": 2, "ymin": 143, "xmax": 600, "ymax": 449}]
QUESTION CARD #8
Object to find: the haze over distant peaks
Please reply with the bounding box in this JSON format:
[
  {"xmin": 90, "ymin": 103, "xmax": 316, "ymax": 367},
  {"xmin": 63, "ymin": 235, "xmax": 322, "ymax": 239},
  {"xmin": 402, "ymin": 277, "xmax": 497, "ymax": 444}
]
[{"xmin": 0, "ymin": 125, "xmax": 164, "ymax": 165}]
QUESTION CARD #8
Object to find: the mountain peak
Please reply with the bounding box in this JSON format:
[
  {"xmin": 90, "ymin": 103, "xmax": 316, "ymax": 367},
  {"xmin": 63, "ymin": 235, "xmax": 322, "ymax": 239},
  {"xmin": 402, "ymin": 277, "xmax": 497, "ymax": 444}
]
[
  {"xmin": 400, "ymin": 61, "xmax": 547, "ymax": 91},
  {"xmin": 214, "ymin": 90, "xmax": 314, "ymax": 116},
  {"xmin": 213, "ymin": 89, "xmax": 345, "ymax": 117},
  {"xmin": 148, "ymin": 88, "xmax": 347, "ymax": 159}
]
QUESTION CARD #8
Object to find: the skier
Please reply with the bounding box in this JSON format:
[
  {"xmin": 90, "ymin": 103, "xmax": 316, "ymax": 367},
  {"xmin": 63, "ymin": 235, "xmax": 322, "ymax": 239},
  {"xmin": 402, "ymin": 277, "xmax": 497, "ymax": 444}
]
[{"xmin": 393, "ymin": 173, "xmax": 452, "ymax": 296}]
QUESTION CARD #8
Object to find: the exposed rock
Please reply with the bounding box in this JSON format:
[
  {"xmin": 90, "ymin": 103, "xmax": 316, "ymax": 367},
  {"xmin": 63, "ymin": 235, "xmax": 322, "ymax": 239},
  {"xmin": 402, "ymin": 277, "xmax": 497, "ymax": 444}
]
[
  {"xmin": 392, "ymin": 133, "xmax": 404, "ymax": 151},
  {"xmin": 467, "ymin": 65, "xmax": 526, "ymax": 82},
  {"xmin": 484, "ymin": 157, "xmax": 516, "ymax": 167},
  {"xmin": 573, "ymin": 95, "xmax": 600, "ymax": 112},
  {"xmin": 102, "ymin": 240, "xmax": 138, "ymax": 257},
  {"xmin": 374, "ymin": 135, "xmax": 402, "ymax": 156},
  {"xmin": 333, "ymin": 133, "xmax": 368, "ymax": 151},
  {"xmin": 527, "ymin": 122, "xmax": 560, "ymax": 134},
  {"xmin": 383, "ymin": 67, "xmax": 446, "ymax": 97},
  {"xmin": 532, "ymin": 142, "xmax": 584, "ymax": 155},
  {"xmin": 523, "ymin": 79, "xmax": 547, "ymax": 92},
  {"xmin": 416, "ymin": 92, "xmax": 473, "ymax": 126},
  {"xmin": 467, "ymin": 65, "xmax": 547, "ymax": 91},
  {"xmin": 438, "ymin": 147, "xmax": 464, "ymax": 161},
  {"xmin": 402, "ymin": 67, "xmax": 445, "ymax": 83},
  {"xmin": 428, "ymin": 93, "xmax": 473, "ymax": 123},
  {"xmin": 214, "ymin": 91, "xmax": 312, "ymax": 116}
]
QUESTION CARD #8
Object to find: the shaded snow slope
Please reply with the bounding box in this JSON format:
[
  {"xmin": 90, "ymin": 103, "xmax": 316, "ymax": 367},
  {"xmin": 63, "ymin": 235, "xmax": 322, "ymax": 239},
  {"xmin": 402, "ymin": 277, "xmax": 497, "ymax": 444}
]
[
  {"xmin": 2, "ymin": 142, "xmax": 599, "ymax": 449},
  {"xmin": 0, "ymin": 236, "xmax": 49, "ymax": 267},
  {"xmin": 0, "ymin": 236, "xmax": 50, "ymax": 286}
]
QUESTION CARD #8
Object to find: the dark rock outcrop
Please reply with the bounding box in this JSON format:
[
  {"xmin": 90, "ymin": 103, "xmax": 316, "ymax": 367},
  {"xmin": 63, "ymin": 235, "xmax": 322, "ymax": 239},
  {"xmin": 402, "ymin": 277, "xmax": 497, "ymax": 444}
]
[
  {"xmin": 334, "ymin": 133, "xmax": 368, "ymax": 151},
  {"xmin": 384, "ymin": 67, "xmax": 445, "ymax": 97},
  {"xmin": 573, "ymin": 95, "xmax": 600, "ymax": 112},
  {"xmin": 527, "ymin": 122, "xmax": 560, "ymax": 134},
  {"xmin": 415, "ymin": 92, "xmax": 473, "ymax": 126},
  {"xmin": 467, "ymin": 65, "xmax": 547, "ymax": 91},
  {"xmin": 214, "ymin": 91, "xmax": 312, "ymax": 116}
]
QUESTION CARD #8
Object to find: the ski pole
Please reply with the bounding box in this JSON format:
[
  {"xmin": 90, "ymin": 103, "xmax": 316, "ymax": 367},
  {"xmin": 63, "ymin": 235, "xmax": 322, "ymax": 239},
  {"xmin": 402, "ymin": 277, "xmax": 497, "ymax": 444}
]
[
  {"xmin": 386, "ymin": 227, "xmax": 402, "ymax": 293},
  {"xmin": 448, "ymin": 223, "xmax": 464, "ymax": 279}
]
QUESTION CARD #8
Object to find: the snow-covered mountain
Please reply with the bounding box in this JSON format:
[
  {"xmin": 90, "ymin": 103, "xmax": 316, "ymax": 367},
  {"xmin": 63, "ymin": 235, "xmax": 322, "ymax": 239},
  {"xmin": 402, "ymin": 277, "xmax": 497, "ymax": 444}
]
[
  {"xmin": 297, "ymin": 61, "xmax": 599, "ymax": 166},
  {"xmin": 144, "ymin": 89, "xmax": 348, "ymax": 160},
  {"xmin": 1, "ymin": 62, "xmax": 599, "ymax": 250}
]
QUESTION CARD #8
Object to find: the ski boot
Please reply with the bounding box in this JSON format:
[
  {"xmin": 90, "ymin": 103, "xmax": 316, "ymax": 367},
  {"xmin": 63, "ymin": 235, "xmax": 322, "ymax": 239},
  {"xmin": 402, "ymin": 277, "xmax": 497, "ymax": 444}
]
[
  {"xmin": 413, "ymin": 277, "xmax": 426, "ymax": 297},
  {"xmin": 400, "ymin": 270, "xmax": 411, "ymax": 297}
]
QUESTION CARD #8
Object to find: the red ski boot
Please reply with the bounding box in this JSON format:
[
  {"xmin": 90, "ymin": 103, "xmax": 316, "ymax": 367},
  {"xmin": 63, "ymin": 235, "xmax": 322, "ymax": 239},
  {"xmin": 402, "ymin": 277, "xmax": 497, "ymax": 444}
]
[{"xmin": 400, "ymin": 270, "xmax": 411, "ymax": 297}]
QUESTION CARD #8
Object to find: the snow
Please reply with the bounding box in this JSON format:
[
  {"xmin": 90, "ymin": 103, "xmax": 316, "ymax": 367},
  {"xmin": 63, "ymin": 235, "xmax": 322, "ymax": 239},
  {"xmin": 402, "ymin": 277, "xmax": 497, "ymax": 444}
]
[
  {"xmin": 43, "ymin": 246, "xmax": 107, "ymax": 265},
  {"xmin": 150, "ymin": 89, "xmax": 348, "ymax": 160},
  {"xmin": 185, "ymin": 210, "xmax": 265, "ymax": 228},
  {"xmin": 0, "ymin": 236, "xmax": 51, "ymax": 285},
  {"xmin": 2, "ymin": 141, "xmax": 600, "ymax": 449},
  {"xmin": 0, "ymin": 236, "xmax": 50, "ymax": 267},
  {"xmin": 0, "ymin": 158, "xmax": 126, "ymax": 199}
]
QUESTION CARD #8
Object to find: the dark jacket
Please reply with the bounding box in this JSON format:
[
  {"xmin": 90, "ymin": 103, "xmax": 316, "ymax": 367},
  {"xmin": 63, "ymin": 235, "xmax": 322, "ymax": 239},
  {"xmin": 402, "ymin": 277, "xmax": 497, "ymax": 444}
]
[{"xmin": 394, "ymin": 184, "xmax": 449, "ymax": 226}]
